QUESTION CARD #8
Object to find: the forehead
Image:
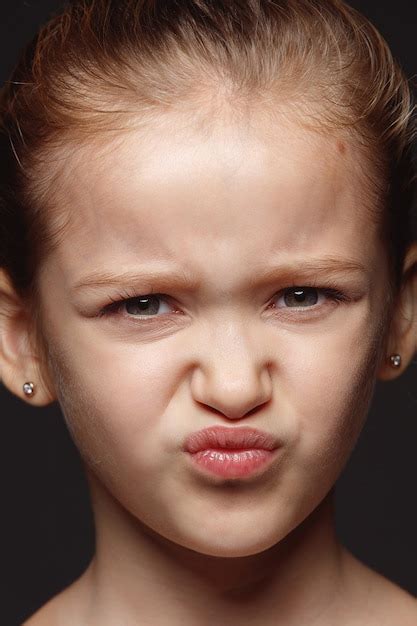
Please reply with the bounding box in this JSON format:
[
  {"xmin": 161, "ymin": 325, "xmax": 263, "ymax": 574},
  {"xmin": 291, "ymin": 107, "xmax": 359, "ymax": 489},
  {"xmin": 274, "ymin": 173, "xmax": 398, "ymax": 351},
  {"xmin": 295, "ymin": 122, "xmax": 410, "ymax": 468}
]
[{"xmin": 43, "ymin": 110, "xmax": 379, "ymax": 282}]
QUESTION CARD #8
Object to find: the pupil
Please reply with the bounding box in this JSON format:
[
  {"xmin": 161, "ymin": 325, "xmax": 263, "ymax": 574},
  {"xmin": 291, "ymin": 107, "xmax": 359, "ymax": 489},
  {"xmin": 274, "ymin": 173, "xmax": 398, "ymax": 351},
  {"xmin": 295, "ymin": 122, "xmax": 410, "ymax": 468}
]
[
  {"xmin": 285, "ymin": 288, "xmax": 318, "ymax": 307},
  {"xmin": 126, "ymin": 296, "xmax": 159, "ymax": 315},
  {"xmin": 294, "ymin": 290, "xmax": 306, "ymax": 302}
]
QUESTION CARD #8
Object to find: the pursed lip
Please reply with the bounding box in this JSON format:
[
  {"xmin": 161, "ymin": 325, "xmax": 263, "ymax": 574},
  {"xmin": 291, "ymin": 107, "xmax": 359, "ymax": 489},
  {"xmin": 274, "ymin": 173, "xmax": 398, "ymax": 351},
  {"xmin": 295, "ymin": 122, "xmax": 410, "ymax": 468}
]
[{"xmin": 183, "ymin": 425, "xmax": 280, "ymax": 454}]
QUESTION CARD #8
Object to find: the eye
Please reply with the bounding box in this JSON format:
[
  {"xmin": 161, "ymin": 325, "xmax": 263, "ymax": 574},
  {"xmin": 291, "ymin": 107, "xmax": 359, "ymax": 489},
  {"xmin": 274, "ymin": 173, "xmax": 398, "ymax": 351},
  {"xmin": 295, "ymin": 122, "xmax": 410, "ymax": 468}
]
[
  {"xmin": 272, "ymin": 286, "xmax": 347, "ymax": 310},
  {"xmin": 99, "ymin": 293, "xmax": 175, "ymax": 319}
]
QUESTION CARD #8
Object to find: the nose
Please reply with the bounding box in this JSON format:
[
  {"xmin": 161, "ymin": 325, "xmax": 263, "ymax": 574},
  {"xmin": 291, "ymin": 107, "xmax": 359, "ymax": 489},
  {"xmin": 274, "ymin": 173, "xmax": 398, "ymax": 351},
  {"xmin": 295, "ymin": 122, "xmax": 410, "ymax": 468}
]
[{"xmin": 189, "ymin": 320, "xmax": 273, "ymax": 419}]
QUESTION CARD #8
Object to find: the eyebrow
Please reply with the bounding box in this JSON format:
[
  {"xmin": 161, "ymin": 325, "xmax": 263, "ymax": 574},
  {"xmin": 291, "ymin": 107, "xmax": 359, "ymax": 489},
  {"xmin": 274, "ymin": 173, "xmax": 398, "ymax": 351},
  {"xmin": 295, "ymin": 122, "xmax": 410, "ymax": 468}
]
[{"xmin": 71, "ymin": 257, "xmax": 367, "ymax": 294}]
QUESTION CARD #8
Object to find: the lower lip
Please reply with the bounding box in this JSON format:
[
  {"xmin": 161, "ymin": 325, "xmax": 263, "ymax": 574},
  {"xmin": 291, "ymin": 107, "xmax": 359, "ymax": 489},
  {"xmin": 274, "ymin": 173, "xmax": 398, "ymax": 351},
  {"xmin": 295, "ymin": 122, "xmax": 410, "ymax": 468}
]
[{"xmin": 187, "ymin": 448, "xmax": 278, "ymax": 479}]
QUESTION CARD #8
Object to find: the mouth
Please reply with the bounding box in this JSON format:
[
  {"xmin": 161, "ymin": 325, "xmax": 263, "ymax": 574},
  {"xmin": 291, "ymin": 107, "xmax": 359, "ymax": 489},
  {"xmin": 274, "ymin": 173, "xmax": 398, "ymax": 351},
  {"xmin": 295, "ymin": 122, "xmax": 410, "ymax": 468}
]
[
  {"xmin": 186, "ymin": 447, "xmax": 280, "ymax": 479},
  {"xmin": 183, "ymin": 425, "xmax": 281, "ymax": 480}
]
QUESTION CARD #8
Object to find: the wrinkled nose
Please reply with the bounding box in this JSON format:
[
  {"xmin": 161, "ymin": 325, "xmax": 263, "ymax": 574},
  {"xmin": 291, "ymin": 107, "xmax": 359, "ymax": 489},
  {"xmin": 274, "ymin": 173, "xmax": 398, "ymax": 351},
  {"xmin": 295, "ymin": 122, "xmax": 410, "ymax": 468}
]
[{"xmin": 189, "ymin": 322, "xmax": 273, "ymax": 419}]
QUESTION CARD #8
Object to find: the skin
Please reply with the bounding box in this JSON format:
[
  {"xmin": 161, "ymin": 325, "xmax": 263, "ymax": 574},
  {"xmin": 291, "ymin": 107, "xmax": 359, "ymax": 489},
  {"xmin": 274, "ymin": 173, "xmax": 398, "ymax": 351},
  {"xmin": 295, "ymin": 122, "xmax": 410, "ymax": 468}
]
[{"xmin": 0, "ymin": 107, "xmax": 416, "ymax": 625}]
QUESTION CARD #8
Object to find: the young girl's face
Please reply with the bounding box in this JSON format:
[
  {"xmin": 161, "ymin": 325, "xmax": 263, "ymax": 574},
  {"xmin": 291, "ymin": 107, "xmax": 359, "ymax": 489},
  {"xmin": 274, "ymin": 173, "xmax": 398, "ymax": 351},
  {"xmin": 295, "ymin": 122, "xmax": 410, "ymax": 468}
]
[{"xmin": 37, "ymin": 109, "xmax": 389, "ymax": 557}]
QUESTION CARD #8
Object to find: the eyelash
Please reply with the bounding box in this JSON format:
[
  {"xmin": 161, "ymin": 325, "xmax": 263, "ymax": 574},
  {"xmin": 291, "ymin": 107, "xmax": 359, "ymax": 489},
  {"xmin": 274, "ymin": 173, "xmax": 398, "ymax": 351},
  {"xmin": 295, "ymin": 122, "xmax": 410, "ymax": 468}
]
[{"xmin": 98, "ymin": 286, "xmax": 349, "ymax": 321}]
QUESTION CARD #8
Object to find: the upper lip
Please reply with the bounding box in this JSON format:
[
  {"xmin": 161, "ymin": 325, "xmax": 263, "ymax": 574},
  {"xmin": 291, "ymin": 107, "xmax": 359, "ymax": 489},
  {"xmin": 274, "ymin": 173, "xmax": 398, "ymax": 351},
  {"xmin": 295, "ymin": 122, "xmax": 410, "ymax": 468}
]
[{"xmin": 184, "ymin": 425, "xmax": 280, "ymax": 453}]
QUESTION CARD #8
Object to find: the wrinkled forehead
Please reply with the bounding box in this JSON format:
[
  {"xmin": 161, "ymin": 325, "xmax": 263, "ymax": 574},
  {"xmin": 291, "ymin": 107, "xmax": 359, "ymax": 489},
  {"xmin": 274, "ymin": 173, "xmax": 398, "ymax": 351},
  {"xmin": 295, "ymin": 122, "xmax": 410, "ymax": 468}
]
[{"xmin": 36, "ymin": 108, "xmax": 382, "ymax": 278}]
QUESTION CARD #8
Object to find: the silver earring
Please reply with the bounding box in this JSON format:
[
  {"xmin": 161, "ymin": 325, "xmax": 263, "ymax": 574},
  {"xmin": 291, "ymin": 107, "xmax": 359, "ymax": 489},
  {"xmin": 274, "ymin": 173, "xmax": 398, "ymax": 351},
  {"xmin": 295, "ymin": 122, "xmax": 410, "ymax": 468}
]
[
  {"xmin": 23, "ymin": 382, "xmax": 35, "ymax": 397},
  {"xmin": 389, "ymin": 354, "xmax": 401, "ymax": 369}
]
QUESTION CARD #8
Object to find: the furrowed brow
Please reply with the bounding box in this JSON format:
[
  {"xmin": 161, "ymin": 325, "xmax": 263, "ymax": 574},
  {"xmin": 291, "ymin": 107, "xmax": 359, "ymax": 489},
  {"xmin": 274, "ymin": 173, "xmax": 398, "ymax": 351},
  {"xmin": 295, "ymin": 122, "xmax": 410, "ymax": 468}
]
[
  {"xmin": 248, "ymin": 257, "xmax": 367, "ymax": 288},
  {"xmin": 71, "ymin": 267, "xmax": 200, "ymax": 293},
  {"xmin": 71, "ymin": 257, "xmax": 367, "ymax": 294}
]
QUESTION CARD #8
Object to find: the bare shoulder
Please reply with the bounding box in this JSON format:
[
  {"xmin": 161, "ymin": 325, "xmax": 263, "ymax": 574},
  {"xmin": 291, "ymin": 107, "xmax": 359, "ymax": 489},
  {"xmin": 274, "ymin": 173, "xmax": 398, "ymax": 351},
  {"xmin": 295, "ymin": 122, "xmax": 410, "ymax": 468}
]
[
  {"xmin": 22, "ymin": 569, "xmax": 93, "ymax": 626},
  {"xmin": 22, "ymin": 588, "xmax": 80, "ymax": 626},
  {"xmin": 373, "ymin": 580, "xmax": 417, "ymax": 625},
  {"xmin": 342, "ymin": 548, "xmax": 417, "ymax": 625},
  {"xmin": 373, "ymin": 581, "xmax": 417, "ymax": 626},
  {"xmin": 22, "ymin": 597, "xmax": 60, "ymax": 626}
]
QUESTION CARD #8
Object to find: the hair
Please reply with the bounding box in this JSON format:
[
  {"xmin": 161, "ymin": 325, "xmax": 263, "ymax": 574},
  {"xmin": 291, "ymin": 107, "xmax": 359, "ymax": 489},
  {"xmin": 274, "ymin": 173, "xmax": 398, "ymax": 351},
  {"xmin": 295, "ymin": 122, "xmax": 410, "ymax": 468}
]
[{"xmin": 0, "ymin": 0, "xmax": 415, "ymax": 352}]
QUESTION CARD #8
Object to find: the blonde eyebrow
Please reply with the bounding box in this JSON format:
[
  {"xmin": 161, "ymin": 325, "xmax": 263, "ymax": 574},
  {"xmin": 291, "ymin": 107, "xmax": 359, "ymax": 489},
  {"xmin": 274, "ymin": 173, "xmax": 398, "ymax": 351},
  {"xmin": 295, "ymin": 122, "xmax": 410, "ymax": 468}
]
[
  {"xmin": 71, "ymin": 266, "xmax": 200, "ymax": 292},
  {"xmin": 71, "ymin": 256, "xmax": 367, "ymax": 293},
  {"xmin": 246, "ymin": 257, "xmax": 367, "ymax": 289}
]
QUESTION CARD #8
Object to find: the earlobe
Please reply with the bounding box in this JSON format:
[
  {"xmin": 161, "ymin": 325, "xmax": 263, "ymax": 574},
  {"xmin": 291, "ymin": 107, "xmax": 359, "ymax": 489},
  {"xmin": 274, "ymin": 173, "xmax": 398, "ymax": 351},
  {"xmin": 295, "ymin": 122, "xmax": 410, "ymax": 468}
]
[
  {"xmin": 20, "ymin": 378, "xmax": 55, "ymax": 406},
  {"xmin": 377, "ymin": 352, "xmax": 404, "ymax": 381},
  {"xmin": 0, "ymin": 268, "xmax": 56, "ymax": 406},
  {"xmin": 376, "ymin": 243, "xmax": 417, "ymax": 381}
]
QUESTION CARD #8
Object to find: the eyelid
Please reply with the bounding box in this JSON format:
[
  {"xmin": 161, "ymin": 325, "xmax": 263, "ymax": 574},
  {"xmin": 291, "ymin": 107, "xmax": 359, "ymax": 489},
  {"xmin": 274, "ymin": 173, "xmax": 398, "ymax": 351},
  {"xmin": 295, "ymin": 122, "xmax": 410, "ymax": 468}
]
[
  {"xmin": 99, "ymin": 291, "xmax": 175, "ymax": 317},
  {"xmin": 274, "ymin": 285, "xmax": 348, "ymax": 304},
  {"xmin": 269, "ymin": 286, "xmax": 348, "ymax": 312}
]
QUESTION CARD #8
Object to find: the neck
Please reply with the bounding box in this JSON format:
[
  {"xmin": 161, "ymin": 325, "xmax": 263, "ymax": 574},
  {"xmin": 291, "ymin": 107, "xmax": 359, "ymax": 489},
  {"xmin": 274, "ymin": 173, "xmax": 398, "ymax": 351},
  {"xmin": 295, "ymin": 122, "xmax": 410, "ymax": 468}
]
[{"xmin": 71, "ymin": 470, "xmax": 347, "ymax": 626}]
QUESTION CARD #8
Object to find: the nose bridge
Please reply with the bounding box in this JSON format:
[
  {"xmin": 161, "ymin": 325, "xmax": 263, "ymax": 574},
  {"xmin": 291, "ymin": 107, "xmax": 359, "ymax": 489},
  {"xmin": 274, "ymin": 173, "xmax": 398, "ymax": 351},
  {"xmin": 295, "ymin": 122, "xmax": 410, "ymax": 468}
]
[{"xmin": 189, "ymin": 312, "xmax": 274, "ymax": 418}]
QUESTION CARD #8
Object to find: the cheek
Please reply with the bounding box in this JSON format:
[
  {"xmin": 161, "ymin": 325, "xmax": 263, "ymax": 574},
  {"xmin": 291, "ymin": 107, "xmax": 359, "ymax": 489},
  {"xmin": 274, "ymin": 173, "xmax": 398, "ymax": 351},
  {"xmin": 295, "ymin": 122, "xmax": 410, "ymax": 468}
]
[
  {"xmin": 48, "ymin": 329, "xmax": 181, "ymax": 478},
  {"xmin": 279, "ymin": 307, "xmax": 380, "ymax": 483}
]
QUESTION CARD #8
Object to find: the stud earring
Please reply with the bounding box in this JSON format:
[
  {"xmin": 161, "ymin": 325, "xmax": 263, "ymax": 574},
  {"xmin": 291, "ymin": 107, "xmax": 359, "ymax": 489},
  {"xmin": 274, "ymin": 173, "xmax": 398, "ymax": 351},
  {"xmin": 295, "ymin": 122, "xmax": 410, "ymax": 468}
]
[
  {"xmin": 389, "ymin": 354, "xmax": 401, "ymax": 369},
  {"xmin": 23, "ymin": 382, "xmax": 35, "ymax": 397}
]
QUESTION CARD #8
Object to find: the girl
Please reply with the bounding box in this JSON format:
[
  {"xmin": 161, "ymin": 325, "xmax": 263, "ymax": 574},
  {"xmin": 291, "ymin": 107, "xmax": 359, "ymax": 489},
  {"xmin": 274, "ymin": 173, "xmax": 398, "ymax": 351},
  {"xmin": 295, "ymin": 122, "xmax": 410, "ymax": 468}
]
[{"xmin": 0, "ymin": 1, "xmax": 416, "ymax": 624}]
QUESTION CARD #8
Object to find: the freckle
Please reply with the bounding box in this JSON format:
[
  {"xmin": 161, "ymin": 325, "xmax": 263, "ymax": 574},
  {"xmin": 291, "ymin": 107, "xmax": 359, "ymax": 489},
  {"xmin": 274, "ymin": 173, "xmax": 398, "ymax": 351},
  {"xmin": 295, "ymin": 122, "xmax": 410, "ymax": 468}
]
[{"xmin": 336, "ymin": 140, "xmax": 346, "ymax": 155}]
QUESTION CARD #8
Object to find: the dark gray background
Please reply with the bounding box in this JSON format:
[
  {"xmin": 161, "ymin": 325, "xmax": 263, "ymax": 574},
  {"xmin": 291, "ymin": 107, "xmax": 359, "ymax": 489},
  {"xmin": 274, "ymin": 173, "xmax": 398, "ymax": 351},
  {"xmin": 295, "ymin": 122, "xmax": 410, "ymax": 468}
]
[{"xmin": 1, "ymin": 2, "xmax": 416, "ymax": 625}]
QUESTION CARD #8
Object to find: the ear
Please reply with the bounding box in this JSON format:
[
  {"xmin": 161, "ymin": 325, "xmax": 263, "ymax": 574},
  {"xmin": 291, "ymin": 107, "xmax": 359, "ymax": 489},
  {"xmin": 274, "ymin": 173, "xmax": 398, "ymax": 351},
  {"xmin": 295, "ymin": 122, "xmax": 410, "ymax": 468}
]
[
  {"xmin": 377, "ymin": 242, "xmax": 417, "ymax": 381},
  {"xmin": 0, "ymin": 268, "xmax": 57, "ymax": 406}
]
